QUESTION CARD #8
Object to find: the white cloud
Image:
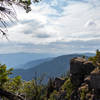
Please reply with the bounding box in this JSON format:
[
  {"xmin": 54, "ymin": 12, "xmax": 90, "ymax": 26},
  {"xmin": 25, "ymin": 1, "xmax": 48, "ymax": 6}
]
[{"xmin": 0, "ymin": 0, "xmax": 100, "ymax": 54}]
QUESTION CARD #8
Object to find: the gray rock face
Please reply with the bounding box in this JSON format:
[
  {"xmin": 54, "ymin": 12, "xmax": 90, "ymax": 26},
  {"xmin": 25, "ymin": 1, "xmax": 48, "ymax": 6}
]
[
  {"xmin": 54, "ymin": 77, "xmax": 65, "ymax": 91},
  {"xmin": 70, "ymin": 57, "xmax": 95, "ymax": 87},
  {"xmin": 90, "ymin": 69, "xmax": 100, "ymax": 90}
]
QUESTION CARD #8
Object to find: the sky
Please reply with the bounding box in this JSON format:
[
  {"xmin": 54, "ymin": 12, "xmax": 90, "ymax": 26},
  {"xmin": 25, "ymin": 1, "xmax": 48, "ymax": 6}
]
[{"xmin": 0, "ymin": 0, "xmax": 100, "ymax": 55}]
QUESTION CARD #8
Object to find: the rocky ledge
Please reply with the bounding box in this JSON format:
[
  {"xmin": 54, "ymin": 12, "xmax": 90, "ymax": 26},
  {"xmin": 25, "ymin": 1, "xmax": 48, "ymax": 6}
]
[{"xmin": 70, "ymin": 57, "xmax": 100, "ymax": 100}]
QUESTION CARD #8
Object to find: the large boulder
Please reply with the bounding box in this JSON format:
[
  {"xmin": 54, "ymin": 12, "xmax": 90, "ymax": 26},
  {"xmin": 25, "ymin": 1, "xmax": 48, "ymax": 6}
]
[
  {"xmin": 90, "ymin": 68, "xmax": 100, "ymax": 92},
  {"xmin": 70, "ymin": 57, "xmax": 95, "ymax": 87}
]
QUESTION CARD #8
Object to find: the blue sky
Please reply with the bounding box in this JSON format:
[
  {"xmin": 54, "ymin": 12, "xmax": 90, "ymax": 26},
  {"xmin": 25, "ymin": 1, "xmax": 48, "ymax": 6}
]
[{"xmin": 0, "ymin": 0, "xmax": 100, "ymax": 54}]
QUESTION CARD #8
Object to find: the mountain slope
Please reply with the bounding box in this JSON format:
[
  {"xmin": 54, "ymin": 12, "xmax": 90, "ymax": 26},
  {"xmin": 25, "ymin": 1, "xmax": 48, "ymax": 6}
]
[
  {"xmin": 0, "ymin": 53, "xmax": 55, "ymax": 69},
  {"xmin": 12, "ymin": 54, "xmax": 86, "ymax": 81},
  {"xmin": 16, "ymin": 58, "xmax": 53, "ymax": 69}
]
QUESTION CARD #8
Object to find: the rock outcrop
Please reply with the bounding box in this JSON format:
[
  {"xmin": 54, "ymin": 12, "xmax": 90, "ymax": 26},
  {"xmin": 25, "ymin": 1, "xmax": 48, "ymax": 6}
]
[
  {"xmin": 47, "ymin": 57, "xmax": 100, "ymax": 100},
  {"xmin": 53, "ymin": 77, "xmax": 65, "ymax": 91},
  {"xmin": 70, "ymin": 57, "xmax": 100, "ymax": 100},
  {"xmin": 76, "ymin": 68, "xmax": 100, "ymax": 100},
  {"xmin": 90, "ymin": 68, "xmax": 100, "ymax": 90},
  {"xmin": 70, "ymin": 57, "xmax": 95, "ymax": 87},
  {"xmin": 47, "ymin": 77, "xmax": 65, "ymax": 99}
]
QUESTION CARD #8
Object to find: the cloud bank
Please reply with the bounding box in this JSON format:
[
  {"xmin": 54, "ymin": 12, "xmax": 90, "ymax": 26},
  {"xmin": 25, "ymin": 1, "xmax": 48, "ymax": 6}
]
[{"xmin": 0, "ymin": 0, "xmax": 100, "ymax": 54}]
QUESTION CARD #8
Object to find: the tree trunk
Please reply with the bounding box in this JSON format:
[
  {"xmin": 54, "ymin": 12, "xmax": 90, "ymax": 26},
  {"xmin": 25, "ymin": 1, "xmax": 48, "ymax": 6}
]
[{"xmin": 0, "ymin": 88, "xmax": 24, "ymax": 100}]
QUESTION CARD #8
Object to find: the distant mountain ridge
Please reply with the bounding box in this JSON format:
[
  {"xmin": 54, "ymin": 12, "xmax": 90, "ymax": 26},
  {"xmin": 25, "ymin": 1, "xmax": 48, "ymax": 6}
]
[
  {"xmin": 11, "ymin": 53, "xmax": 94, "ymax": 81},
  {"xmin": 0, "ymin": 53, "xmax": 56, "ymax": 69},
  {"xmin": 16, "ymin": 58, "xmax": 53, "ymax": 69}
]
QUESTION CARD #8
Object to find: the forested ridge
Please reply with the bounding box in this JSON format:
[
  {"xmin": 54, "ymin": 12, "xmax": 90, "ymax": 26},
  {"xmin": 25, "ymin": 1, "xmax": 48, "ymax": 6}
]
[{"xmin": 0, "ymin": 50, "xmax": 100, "ymax": 100}]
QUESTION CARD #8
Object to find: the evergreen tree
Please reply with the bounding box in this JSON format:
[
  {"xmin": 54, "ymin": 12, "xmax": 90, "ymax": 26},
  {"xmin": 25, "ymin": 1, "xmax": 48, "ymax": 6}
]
[
  {"xmin": 88, "ymin": 49, "xmax": 100, "ymax": 68},
  {"xmin": 0, "ymin": 0, "xmax": 41, "ymax": 37}
]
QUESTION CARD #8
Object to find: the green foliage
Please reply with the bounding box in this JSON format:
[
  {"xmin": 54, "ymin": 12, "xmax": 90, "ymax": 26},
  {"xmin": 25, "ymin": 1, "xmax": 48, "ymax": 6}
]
[
  {"xmin": 4, "ymin": 76, "xmax": 22, "ymax": 93},
  {"xmin": 1, "ymin": 68, "xmax": 47, "ymax": 100},
  {"xmin": 0, "ymin": 63, "xmax": 75, "ymax": 100},
  {"xmin": 48, "ymin": 90, "xmax": 58, "ymax": 100},
  {"xmin": 61, "ymin": 78, "xmax": 75, "ymax": 100},
  {"xmin": 80, "ymin": 88, "xmax": 86, "ymax": 100},
  {"xmin": 18, "ymin": 77, "xmax": 46, "ymax": 100},
  {"xmin": 0, "ymin": 64, "xmax": 13, "ymax": 88},
  {"xmin": 21, "ymin": 80, "xmax": 36, "ymax": 99},
  {"xmin": 88, "ymin": 49, "xmax": 100, "ymax": 68}
]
